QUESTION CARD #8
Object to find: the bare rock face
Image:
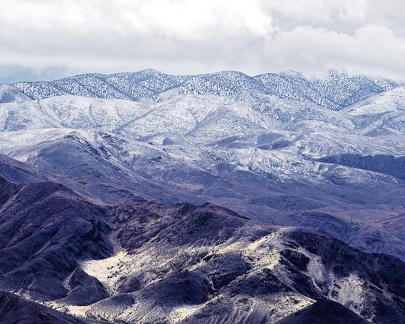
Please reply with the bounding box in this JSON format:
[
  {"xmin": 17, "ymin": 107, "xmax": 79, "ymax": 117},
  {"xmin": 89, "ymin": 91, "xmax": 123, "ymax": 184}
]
[
  {"xmin": 58, "ymin": 268, "xmax": 110, "ymax": 306},
  {"xmin": 277, "ymin": 299, "xmax": 369, "ymax": 324},
  {"xmin": 79, "ymin": 200, "xmax": 405, "ymax": 323}
]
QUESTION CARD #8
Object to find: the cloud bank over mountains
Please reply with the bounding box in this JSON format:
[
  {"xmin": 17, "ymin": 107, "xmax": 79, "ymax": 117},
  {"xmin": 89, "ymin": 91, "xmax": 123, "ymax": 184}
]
[{"xmin": 1, "ymin": 0, "xmax": 405, "ymax": 78}]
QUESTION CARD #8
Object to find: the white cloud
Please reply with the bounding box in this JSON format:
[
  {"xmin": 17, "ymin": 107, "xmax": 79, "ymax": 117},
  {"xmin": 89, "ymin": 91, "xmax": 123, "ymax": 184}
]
[
  {"xmin": 261, "ymin": 23, "xmax": 405, "ymax": 78},
  {"xmin": 0, "ymin": 0, "xmax": 405, "ymax": 78}
]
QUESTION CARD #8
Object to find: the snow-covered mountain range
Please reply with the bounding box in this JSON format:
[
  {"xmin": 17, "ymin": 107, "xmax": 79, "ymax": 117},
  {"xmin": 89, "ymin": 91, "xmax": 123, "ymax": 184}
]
[{"xmin": 0, "ymin": 69, "xmax": 404, "ymax": 323}]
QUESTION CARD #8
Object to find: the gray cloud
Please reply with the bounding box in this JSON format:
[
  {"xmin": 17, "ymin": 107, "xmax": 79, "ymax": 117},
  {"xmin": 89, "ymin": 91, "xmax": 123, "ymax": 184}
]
[{"xmin": 1, "ymin": 0, "xmax": 405, "ymax": 78}]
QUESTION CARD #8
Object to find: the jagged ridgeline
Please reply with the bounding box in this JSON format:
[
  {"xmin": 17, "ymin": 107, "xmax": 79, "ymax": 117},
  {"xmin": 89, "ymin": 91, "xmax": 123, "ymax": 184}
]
[{"xmin": 1, "ymin": 69, "xmax": 397, "ymax": 110}]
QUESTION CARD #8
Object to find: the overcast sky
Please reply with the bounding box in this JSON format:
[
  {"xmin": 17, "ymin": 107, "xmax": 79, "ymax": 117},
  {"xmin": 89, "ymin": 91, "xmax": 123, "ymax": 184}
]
[{"xmin": 1, "ymin": 0, "xmax": 405, "ymax": 78}]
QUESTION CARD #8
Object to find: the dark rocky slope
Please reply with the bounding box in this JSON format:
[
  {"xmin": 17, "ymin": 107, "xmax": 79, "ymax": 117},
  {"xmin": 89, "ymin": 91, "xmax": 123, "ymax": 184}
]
[
  {"xmin": 82, "ymin": 201, "xmax": 405, "ymax": 323},
  {"xmin": 0, "ymin": 155, "xmax": 404, "ymax": 323},
  {"xmin": 0, "ymin": 170, "xmax": 113, "ymax": 304},
  {"xmin": 0, "ymin": 290, "xmax": 85, "ymax": 324}
]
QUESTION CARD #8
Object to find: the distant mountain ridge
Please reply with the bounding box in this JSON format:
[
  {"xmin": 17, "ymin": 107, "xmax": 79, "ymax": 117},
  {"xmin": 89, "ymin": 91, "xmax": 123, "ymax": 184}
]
[
  {"xmin": 0, "ymin": 65, "xmax": 73, "ymax": 84},
  {"xmin": 1, "ymin": 69, "xmax": 398, "ymax": 110}
]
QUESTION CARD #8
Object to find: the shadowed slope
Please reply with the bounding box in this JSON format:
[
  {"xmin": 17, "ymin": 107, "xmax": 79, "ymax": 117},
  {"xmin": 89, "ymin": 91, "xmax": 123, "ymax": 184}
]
[
  {"xmin": 0, "ymin": 290, "xmax": 86, "ymax": 324},
  {"xmin": 0, "ymin": 161, "xmax": 113, "ymax": 304}
]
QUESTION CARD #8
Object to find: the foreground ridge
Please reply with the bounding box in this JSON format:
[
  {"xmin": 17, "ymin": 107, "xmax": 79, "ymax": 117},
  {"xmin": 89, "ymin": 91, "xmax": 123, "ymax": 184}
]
[{"xmin": 0, "ymin": 155, "xmax": 404, "ymax": 323}]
